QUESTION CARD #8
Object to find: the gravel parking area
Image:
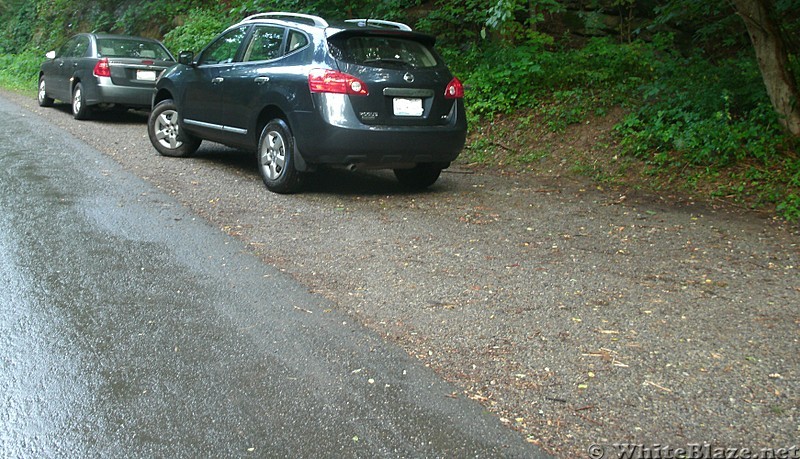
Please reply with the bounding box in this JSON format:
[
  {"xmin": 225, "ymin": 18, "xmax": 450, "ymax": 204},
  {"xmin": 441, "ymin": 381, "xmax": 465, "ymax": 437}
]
[{"xmin": 6, "ymin": 89, "xmax": 798, "ymax": 457}]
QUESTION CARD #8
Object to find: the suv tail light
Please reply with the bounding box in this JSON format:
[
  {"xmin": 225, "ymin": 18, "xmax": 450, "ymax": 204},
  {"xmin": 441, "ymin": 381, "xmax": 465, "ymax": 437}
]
[
  {"xmin": 93, "ymin": 58, "xmax": 111, "ymax": 77},
  {"xmin": 444, "ymin": 77, "xmax": 464, "ymax": 99},
  {"xmin": 308, "ymin": 69, "xmax": 368, "ymax": 96}
]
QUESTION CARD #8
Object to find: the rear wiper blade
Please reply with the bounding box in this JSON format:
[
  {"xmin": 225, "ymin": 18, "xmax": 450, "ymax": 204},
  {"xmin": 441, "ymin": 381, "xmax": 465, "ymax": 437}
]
[{"xmin": 363, "ymin": 57, "xmax": 413, "ymax": 68}]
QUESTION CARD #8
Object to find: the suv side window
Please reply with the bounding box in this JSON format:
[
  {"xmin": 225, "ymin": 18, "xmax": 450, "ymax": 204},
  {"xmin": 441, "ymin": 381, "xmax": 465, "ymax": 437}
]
[
  {"xmin": 287, "ymin": 30, "xmax": 308, "ymax": 54},
  {"xmin": 243, "ymin": 26, "xmax": 285, "ymax": 62},
  {"xmin": 198, "ymin": 25, "xmax": 248, "ymax": 65}
]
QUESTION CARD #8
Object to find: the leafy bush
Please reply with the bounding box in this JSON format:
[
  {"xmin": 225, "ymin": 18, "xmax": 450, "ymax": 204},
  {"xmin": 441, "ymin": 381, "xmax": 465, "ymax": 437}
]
[
  {"xmin": 162, "ymin": 7, "xmax": 232, "ymax": 54},
  {"xmin": 611, "ymin": 34, "xmax": 799, "ymax": 219},
  {"xmin": 1, "ymin": 1, "xmax": 37, "ymax": 54},
  {"xmin": 458, "ymin": 43, "xmax": 545, "ymax": 117},
  {"xmin": 415, "ymin": 0, "xmax": 489, "ymax": 44},
  {"xmin": 0, "ymin": 51, "xmax": 42, "ymax": 91},
  {"xmin": 617, "ymin": 39, "xmax": 785, "ymax": 166},
  {"xmin": 451, "ymin": 36, "xmax": 652, "ymax": 120}
]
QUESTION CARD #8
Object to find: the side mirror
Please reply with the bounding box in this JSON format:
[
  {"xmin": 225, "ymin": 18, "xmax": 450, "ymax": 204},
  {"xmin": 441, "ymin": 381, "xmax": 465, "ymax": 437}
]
[
  {"xmin": 45, "ymin": 50, "xmax": 56, "ymax": 59},
  {"xmin": 178, "ymin": 50, "xmax": 194, "ymax": 66}
]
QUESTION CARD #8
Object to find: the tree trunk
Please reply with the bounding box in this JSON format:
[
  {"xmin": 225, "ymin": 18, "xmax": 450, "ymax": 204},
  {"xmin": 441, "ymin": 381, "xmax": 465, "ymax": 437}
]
[{"xmin": 733, "ymin": 0, "xmax": 800, "ymax": 136}]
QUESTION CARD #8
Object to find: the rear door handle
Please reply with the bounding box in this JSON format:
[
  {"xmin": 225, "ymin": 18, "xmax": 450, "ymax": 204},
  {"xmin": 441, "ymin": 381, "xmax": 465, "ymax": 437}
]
[
  {"xmin": 254, "ymin": 76, "xmax": 270, "ymax": 85},
  {"xmin": 212, "ymin": 77, "xmax": 224, "ymax": 84}
]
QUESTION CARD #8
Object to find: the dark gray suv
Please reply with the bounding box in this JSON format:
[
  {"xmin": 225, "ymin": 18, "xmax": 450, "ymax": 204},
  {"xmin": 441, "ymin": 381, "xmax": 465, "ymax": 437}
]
[{"xmin": 148, "ymin": 12, "xmax": 467, "ymax": 193}]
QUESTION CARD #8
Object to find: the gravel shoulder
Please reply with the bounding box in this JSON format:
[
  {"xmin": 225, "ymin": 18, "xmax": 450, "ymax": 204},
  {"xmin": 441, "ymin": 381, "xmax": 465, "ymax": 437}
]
[{"xmin": 6, "ymin": 89, "xmax": 799, "ymax": 457}]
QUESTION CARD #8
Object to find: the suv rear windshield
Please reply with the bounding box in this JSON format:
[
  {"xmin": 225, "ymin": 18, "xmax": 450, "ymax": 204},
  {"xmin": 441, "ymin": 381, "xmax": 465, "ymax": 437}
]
[
  {"xmin": 97, "ymin": 38, "xmax": 173, "ymax": 60},
  {"xmin": 330, "ymin": 36, "xmax": 439, "ymax": 69}
]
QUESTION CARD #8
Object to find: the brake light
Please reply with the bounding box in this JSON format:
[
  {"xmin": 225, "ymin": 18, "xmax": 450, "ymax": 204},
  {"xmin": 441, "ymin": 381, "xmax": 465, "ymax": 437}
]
[
  {"xmin": 444, "ymin": 77, "xmax": 464, "ymax": 99},
  {"xmin": 93, "ymin": 58, "xmax": 111, "ymax": 77},
  {"xmin": 141, "ymin": 60, "xmax": 154, "ymax": 65},
  {"xmin": 308, "ymin": 69, "xmax": 368, "ymax": 96}
]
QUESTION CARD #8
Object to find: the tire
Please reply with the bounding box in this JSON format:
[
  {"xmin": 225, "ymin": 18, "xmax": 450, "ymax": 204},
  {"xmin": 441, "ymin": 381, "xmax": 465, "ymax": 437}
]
[
  {"xmin": 71, "ymin": 82, "xmax": 91, "ymax": 120},
  {"xmin": 394, "ymin": 164, "xmax": 443, "ymax": 190},
  {"xmin": 257, "ymin": 119, "xmax": 304, "ymax": 194},
  {"xmin": 38, "ymin": 76, "xmax": 54, "ymax": 107},
  {"xmin": 147, "ymin": 99, "xmax": 201, "ymax": 158}
]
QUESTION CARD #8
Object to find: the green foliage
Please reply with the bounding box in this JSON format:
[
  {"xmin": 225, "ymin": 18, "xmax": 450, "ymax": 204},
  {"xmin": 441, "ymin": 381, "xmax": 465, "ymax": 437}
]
[
  {"xmin": 2, "ymin": 1, "xmax": 37, "ymax": 53},
  {"xmin": 458, "ymin": 43, "xmax": 545, "ymax": 117},
  {"xmin": 455, "ymin": 36, "xmax": 652, "ymax": 120},
  {"xmin": 162, "ymin": 7, "xmax": 231, "ymax": 54},
  {"xmin": 415, "ymin": 0, "xmax": 488, "ymax": 44},
  {"xmin": 611, "ymin": 33, "xmax": 799, "ymax": 219},
  {"xmin": 775, "ymin": 157, "xmax": 800, "ymax": 220},
  {"xmin": 0, "ymin": 50, "xmax": 41, "ymax": 90},
  {"xmin": 777, "ymin": 193, "xmax": 800, "ymax": 221},
  {"xmin": 616, "ymin": 40, "xmax": 784, "ymax": 166},
  {"xmin": 486, "ymin": 0, "xmax": 562, "ymax": 43},
  {"xmin": 232, "ymin": 0, "xmax": 417, "ymax": 21}
]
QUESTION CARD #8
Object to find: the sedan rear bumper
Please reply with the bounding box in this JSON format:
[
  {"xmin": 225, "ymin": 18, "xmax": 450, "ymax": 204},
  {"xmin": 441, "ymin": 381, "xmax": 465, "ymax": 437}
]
[{"xmin": 84, "ymin": 76, "xmax": 154, "ymax": 108}]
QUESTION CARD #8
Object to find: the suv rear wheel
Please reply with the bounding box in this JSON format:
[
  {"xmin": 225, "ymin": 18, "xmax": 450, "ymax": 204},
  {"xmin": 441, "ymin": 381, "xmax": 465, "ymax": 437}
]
[
  {"xmin": 394, "ymin": 164, "xmax": 443, "ymax": 190},
  {"xmin": 148, "ymin": 99, "xmax": 201, "ymax": 157},
  {"xmin": 257, "ymin": 119, "xmax": 304, "ymax": 194}
]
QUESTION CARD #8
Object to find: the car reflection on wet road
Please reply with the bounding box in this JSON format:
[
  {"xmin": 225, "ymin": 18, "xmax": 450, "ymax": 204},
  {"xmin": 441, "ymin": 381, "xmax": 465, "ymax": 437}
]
[{"xmin": 0, "ymin": 96, "xmax": 545, "ymax": 457}]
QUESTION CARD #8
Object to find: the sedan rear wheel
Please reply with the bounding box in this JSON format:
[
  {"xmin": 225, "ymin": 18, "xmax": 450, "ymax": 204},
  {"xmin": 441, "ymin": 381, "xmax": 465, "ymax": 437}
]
[
  {"xmin": 147, "ymin": 99, "xmax": 201, "ymax": 157},
  {"xmin": 38, "ymin": 77, "xmax": 54, "ymax": 107},
  {"xmin": 71, "ymin": 83, "xmax": 91, "ymax": 120},
  {"xmin": 257, "ymin": 119, "xmax": 303, "ymax": 194}
]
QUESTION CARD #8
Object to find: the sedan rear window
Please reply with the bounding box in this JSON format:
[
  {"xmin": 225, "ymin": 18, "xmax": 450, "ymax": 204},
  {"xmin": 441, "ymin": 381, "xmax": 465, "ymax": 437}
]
[
  {"xmin": 97, "ymin": 39, "xmax": 173, "ymax": 60},
  {"xmin": 331, "ymin": 36, "xmax": 439, "ymax": 69}
]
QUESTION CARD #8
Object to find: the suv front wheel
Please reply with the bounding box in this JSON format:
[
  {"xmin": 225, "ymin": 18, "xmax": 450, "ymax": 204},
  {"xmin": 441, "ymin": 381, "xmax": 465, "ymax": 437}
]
[
  {"xmin": 148, "ymin": 99, "xmax": 201, "ymax": 157},
  {"xmin": 257, "ymin": 119, "xmax": 303, "ymax": 194}
]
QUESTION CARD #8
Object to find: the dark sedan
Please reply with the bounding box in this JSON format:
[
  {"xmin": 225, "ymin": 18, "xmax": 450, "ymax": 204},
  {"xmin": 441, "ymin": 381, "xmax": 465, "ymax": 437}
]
[{"xmin": 38, "ymin": 33, "xmax": 175, "ymax": 119}]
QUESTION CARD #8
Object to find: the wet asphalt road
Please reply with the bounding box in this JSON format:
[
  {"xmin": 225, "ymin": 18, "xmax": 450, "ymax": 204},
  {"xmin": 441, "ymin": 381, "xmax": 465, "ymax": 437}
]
[{"xmin": 0, "ymin": 98, "xmax": 546, "ymax": 456}]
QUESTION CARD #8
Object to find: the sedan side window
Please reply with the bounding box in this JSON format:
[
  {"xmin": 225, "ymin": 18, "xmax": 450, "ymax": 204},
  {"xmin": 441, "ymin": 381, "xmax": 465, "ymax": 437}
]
[
  {"xmin": 73, "ymin": 36, "xmax": 90, "ymax": 58},
  {"xmin": 58, "ymin": 37, "xmax": 79, "ymax": 58},
  {"xmin": 243, "ymin": 26, "xmax": 285, "ymax": 62},
  {"xmin": 198, "ymin": 26, "xmax": 248, "ymax": 65}
]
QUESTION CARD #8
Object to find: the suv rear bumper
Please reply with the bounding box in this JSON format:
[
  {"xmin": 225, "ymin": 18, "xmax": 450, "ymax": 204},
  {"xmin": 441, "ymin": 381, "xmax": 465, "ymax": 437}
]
[{"xmin": 291, "ymin": 99, "xmax": 467, "ymax": 166}]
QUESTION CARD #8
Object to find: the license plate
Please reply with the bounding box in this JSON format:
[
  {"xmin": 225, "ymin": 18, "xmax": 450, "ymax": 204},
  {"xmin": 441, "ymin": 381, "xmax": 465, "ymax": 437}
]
[
  {"xmin": 137, "ymin": 70, "xmax": 157, "ymax": 81},
  {"xmin": 393, "ymin": 97, "xmax": 423, "ymax": 117}
]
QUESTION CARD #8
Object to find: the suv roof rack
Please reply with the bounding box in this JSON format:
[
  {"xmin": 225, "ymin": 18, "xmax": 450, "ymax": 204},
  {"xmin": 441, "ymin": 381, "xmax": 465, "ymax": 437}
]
[
  {"xmin": 344, "ymin": 19, "xmax": 412, "ymax": 31},
  {"xmin": 242, "ymin": 12, "xmax": 329, "ymax": 28}
]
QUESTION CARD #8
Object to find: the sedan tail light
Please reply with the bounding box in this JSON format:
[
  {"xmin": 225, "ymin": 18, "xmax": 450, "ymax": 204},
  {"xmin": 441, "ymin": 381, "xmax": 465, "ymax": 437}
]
[
  {"xmin": 93, "ymin": 58, "xmax": 111, "ymax": 77},
  {"xmin": 308, "ymin": 69, "xmax": 369, "ymax": 96},
  {"xmin": 444, "ymin": 77, "xmax": 464, "ymax": 99}
]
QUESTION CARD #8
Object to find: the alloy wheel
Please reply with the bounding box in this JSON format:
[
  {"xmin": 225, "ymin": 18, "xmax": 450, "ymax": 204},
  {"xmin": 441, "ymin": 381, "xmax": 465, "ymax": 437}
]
[
  {"xmin": 260, "ymin": 130, "xmax": 286, "ymax": 180},
  {"xmin": 153, "ymin": 109, "xmax": 182, "ymax": 150}
]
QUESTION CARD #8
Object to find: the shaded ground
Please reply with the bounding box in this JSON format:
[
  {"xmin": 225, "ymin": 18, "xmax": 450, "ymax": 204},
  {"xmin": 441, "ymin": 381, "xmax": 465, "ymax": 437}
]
[{"xmin": 5, "ymin": 89, "xmax": 798, "ymax": 457}]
